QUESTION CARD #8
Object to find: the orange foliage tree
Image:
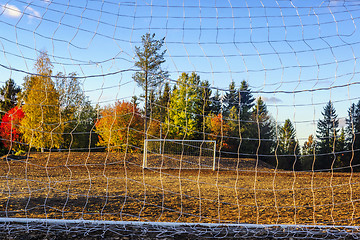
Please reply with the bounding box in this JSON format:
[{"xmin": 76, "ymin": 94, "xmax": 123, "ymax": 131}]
[
  {"xmin": 207, "ymin": 113, "xmax": 230, "ymax": 151},
  {"xmin": 95, "ymin": 101, "xmax": 143, "ymax": 152},
  {"xmin": 0, "ymin": 106, "xmax": 24, "ymax": 150}
]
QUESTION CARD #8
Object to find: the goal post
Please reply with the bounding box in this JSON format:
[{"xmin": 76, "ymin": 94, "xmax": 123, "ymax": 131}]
[{"xmin": 143, "ymin": 139, "xmax": 216, "ymax": 170}]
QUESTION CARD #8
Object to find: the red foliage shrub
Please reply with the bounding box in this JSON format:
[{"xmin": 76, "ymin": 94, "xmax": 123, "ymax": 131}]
[{"xmin": 0, "ymin": 106, "xmax": 24, "ymax": 149}]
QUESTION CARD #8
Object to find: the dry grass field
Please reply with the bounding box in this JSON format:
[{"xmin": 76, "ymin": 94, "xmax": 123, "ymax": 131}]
[{"xmin": 1, "ymin": 152, "xmax": 360, "ymax": 227}]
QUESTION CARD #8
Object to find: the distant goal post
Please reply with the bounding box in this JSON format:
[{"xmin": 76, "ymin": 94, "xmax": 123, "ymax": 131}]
[{"xmin": 143, "ymin": 139, "xmax": 217, "ymax": 170}]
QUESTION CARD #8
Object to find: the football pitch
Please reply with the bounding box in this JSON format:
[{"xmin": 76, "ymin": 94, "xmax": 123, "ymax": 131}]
[{"xmin": 0, "ymin": 152, "xmax": 359, "ymax": 226}]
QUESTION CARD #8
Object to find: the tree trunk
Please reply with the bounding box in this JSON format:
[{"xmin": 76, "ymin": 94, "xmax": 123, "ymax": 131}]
[{"xmin": 144, "ymin": 72, "xmax": 148, "ymax": 141}]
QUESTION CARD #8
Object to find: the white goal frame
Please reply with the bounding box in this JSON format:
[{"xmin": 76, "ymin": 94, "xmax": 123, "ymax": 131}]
[{"xmin": 143, "ymin": 139, "xmax": 217, "ymax": 170}]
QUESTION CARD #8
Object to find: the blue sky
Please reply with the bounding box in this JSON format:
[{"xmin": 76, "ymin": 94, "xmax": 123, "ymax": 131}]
[{"xmin": 1, "ymin": 0, "xmax": 360, "ymax": 143}]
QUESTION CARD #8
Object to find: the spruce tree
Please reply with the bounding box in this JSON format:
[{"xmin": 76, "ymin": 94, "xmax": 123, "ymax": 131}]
[
  {"xmin": 227, "ymin": 106, "xmax": 240, "ymax": 153},
  {"xmin": 252, "ymin": 97, "xmax": 275, "ymax": 164},
  {"xmin": 335, "ymin": 128, "xmax": 347, "ymax": 169},
  {"xmin": 223, "ymin": 81, "xmax": 239, "ymax": 116},
  {"xmin": 0, "ymin": 79, "xmax": 21, "ymax": 117},
  {"xmin": 210, "ymin": 90, "xmax": 221, "ymax": 115},
  {"xmin": 239, "ymin": 80, "xmax": 255, "ymax": 121},
  {"xmin": 301, "ymin": 135, "xmax": 316, "ymax": 170},
  {"xmin": 0, "ymin": 79, "xmax": 21, "ymax": 153},
  {"xmin": 238, "ymin": 80, "xmax": 255, "ymax": 157},
  {"xmin": 316, "ymin": 101, "xmax": 339, "ymax": 170},
  {"xmin": 198, "ymin": 80, "xmax": 212, "ymax": 138},
  {"xmin": 157, "ymin": 82, "xmax": 171, "ymax": 123},
  {"xmin": 157, "ymin": 82, "xmax": 171, "ymax": 138},
  {"xmin": 277, "ymin": 119, "xmax": 301, "ymax": 170},
  {"xmin": 346, "ymin": 101, "xmax": 360, "ymax": 171}
]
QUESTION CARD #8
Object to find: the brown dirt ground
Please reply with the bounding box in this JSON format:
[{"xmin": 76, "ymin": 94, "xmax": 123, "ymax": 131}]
[{"xmin": 1, "ymin": 152, "xmax": 360, "ymax": 239}]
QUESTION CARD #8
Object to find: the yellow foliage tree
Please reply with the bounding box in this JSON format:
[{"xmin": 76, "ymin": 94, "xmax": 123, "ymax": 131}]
[{"xmin": 21, "ymin": 52, "xmax": 63, "ymax": 151}]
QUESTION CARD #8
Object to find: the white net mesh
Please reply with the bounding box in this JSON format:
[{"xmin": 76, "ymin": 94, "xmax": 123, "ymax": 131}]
[{"xmin": 1, "ymin": 0, "xmax": 360, "ymax": 238}]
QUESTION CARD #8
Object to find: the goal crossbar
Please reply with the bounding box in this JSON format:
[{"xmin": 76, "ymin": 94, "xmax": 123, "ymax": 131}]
[{"xmin": 1, "ymin": 218, "xmax": 358, "ymax": 239}]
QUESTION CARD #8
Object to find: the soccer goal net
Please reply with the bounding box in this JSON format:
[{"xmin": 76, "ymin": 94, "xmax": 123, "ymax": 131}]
[
  {"xmin": 143, "ymin": 139, "xmax": 216, "ymax": 170},
  {"xmin": 1, "ymin": 0, "xmax": 360, "ymax": 238}
]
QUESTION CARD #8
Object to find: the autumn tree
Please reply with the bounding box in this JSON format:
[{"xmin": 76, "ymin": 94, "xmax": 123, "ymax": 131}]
[
  {"xmin": 133, "ymin": 33, "xmax": 168, "ymax": 140},
  {"xmin": 20, "ymin": 51, "xmax": 63, "ymax": 152},
  {"xmin": 167, "ymin": 72, "xmax": 203, "ymax": 139},
  {"xmin": 95, "ymin": 101, "xmax": 143, "ymax": 152},
  {"xmin": 206, "ymin": 113, "xmax": 230, "ymax": 151},
  {"xmin": 316, "ymin": 101, "xmax": 339, "ymax": 170},
  {"xmin": 0, "ymin": 106, "xmax": 24, "ymax": 151},
  {"xmin": 277, "ymin": 119, "xmax": 301, "ymax": 170},
  {"xmin": 0, "ymin": 79, "xmax": 21, "ymax": 118}
]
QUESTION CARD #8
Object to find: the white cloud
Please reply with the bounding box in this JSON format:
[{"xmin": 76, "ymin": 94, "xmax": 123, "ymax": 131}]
[
  {"xmin": 25, "ymin": 6, "xmax": 40, "ymax": 19},
  {"xmin": 261, "ymin": 96, "xmax": 283, "ymax": 104},
  {"xmin": 329, "ymin": 0, "xmax": 344, "ymax": 6},
  {"xmin": 339, "ymin": 117, "xmax": 346, "ymax": 128},
  {"xmin": 1, "ymin": 4, "xmax": 21, "ymax": 18}
]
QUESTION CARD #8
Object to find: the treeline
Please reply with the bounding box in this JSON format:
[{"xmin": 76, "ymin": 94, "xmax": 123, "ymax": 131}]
[
  {"xmin": 129, "ymin": 71, "xmax": 360, "ymax": 172},
  {"xmin": 0, "ymin": 52, "xmax": 98, "ymax": 154},
  {"xmin": 0, "ymin": 34, "xmax": 360, "ymax": 172}
]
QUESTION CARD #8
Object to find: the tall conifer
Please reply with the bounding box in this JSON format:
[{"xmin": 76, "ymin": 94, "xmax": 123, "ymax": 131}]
[{"xmin": 316, "ymin": 101, "xmax": 339, "ymax": 170}]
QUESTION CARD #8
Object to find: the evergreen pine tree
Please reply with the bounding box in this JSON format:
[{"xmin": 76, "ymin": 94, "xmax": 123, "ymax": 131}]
[
  {"xmin": 239, "ymin": 80, "xmax": 255, "ymax": 121},
  {"xmin": 335, "ymin": 128, "xmax": 347, "ymax": 170},
  {"xmin": 0, "ymin": 79, "xmax": 21, "ymax": 117},
  {"xmin": 277, "ymin": 119, "xmax": 301, "ymax": 170},
  {"xmin": 227, "ymin": 106, "xmax": 240, "ymax": 153},
  {"xmin": 301, "ymin": 135, "xmax": 316, "ymax": 171},
  {"xmin": 238, "ymin": 80, "xmax": 255, "ymax": 157},
  {"xmin": 210, "ymin": 90, "xmax": 221, "ymax": 115},
  {"xmin": 316, "ymin": 101, "xmax": 339, "ymax": 170},
  {"xmin": 159, "ymin": 82, "xmax": 171, "ymax": 113},
  {"xmin": 198, "ymin": 80, "xmax": 212, "ymax": 138},
  {"xmin": 147, "ymin": 89, "xmax": 163, "ymax": 139},
  {"xmin": 223, "ymin": 81, "xmax": 239, "ymax": 116},
  {"xmin": 156, "ymin": 82, "xmax": 171, "ymax": 121},
  {"xmin": 157, "ymin": 82, "xmax": 171, "ymax": 138},
  {"xmin": 0, "ymin": 79, "xmax": 21, "ymax": 153},
  {"xmin": 346, "ymin": 101, "xmax": 360, "ymax": 171},
  {"xmin": 252, "ymin": 97, "xmax": 276, "ymax": 164}
]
